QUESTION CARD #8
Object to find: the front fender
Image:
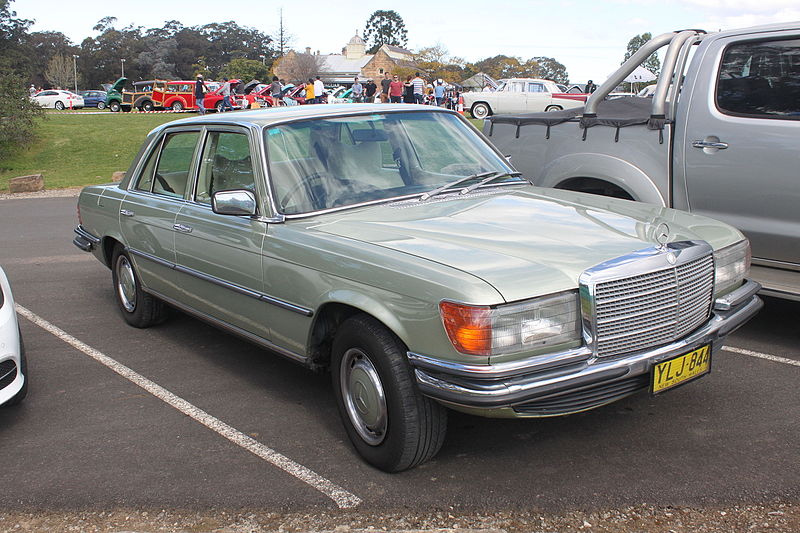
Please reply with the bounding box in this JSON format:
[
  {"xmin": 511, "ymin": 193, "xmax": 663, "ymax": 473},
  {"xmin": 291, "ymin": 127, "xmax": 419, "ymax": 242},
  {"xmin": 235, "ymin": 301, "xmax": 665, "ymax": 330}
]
[
  {"xmin": 538, "ymin": 153, "xmax": 666, "ymax": 206},
  {"xmin": 321, "ymin": 288, "xmax": 414, "ymax": 347}
]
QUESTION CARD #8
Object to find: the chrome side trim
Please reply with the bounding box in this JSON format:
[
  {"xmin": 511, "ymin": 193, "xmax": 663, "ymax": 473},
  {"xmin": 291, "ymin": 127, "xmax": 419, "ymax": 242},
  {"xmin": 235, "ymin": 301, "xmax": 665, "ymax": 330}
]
[
  {"xmin": 142, "ymin": 288, "xmax": 309, "ymax": 366},
  {"xmin": 128, "ymin": 247, "xmax": 313, "ymax": 317}
]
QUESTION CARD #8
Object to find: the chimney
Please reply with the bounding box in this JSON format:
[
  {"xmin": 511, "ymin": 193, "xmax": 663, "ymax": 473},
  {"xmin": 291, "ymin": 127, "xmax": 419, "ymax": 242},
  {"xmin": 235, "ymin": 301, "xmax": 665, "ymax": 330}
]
[{"xmin": 305, "ymin": 47, "xmax": 311, "ymax": 55}]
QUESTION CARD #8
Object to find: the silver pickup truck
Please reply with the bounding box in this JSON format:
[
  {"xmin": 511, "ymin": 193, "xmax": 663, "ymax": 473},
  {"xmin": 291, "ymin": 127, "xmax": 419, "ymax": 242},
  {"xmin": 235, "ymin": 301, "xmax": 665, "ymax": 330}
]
[{"xmin": 485, "ymin": 23, "xmax": 800, "ymax": 300}]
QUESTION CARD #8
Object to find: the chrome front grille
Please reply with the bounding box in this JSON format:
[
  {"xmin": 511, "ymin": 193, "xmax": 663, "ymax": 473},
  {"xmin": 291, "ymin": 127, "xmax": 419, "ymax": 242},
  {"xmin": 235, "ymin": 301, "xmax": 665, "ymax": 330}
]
[{"xmin": 589, "ymin": 247, "xmax": 714, "ymax": 358}]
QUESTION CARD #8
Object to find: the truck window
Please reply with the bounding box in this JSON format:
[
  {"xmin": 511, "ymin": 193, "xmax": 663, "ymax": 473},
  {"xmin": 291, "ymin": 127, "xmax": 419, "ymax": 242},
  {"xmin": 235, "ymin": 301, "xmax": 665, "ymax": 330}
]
[{"xmin": 716, "ymin": 38, "xmax": 800, "ymax": 118}]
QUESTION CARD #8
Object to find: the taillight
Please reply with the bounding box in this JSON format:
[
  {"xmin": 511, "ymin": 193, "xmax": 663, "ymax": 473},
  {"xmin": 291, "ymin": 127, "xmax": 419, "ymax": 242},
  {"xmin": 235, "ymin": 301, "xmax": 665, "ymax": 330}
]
[{"xmin": 77, "ymin": 203, "xmax": 83, "ymax": 226}]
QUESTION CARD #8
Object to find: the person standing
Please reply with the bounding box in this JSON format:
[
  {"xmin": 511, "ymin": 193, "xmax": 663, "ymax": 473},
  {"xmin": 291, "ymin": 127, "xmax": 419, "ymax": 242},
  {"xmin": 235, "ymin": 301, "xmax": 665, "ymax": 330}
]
[
  {"xmin": 270, "ymin": 76, "xmax": 283, "ymax": 106},
  {"xmin": 403, "ymin": 76, "xmax": 414, "ymax": 103},
  {"xmin": 412, "ymin": 72, "xmax": 425, "ymax": 104},
  {"xmin": 194, "ymin": 74, "xmax": 208, "ymax": 114},
  {"xmin": 389, "ymin": 75, "xmax": 403, "ymax": 103},
  {"xmin": 351, "ymin": 77, "xmax": 363, "ymax": 103},
  {"xmin": 220, "ymin": 78, "xmax": 233, "ymax": 112},
  {"xmin": 380, "ymin": 72, "xmax": 391, "ymax": 103},
  {"xmin": 586, "ymin": 80, "xmax": 597, "ymax": 93},
  {"xmin": 29, "ymin": 84, "xmax": 36, "ymax": 96},
  {"xmin": 433, "ymin": 79, "xmax": 445, "ymax": 107},
  {"xmin": 365, "ymin": 79, "xmax": 377, "ymax": 103},
  {"xmin": 313, "ymin": 76, "xmax": 325, "ymax": 104},
  {"xmin": 304, "ymin": 78, "xmax": 315, "ymax": 104}
]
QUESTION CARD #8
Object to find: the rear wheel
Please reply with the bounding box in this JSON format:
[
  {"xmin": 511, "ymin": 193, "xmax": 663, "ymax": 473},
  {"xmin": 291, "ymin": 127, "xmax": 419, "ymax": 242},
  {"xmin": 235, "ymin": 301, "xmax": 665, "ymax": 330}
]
[
  {"xmin": 171, "ymin": 100, "xmax": 184, "ymax": 111},
  {"xmin": 215, "ymin": 101, "xmax": 224, "ymax": 112},
  {"xmin": 97, "ymin": 101, "xmax": 106, "ymax": 110},
  {"xmin": 332, "ymin": 315, "xmax": 447, "ymax": 472},
  {"xmin": 470, "ymin": 102, "xmax": 491, "ymax": 119},
  {"xmin": 111, "ymin": 245, "xmax": 167, "ymax": 328},
  {"xmin": 141, "ymin": 100, "xmax": 154, "ymax": 112}
]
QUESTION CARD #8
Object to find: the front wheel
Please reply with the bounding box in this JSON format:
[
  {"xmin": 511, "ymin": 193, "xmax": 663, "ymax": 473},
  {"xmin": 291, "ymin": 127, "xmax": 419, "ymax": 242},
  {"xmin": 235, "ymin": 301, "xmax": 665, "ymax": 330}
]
[
  {"xmin": 54, "ymin": 101, "xmax": 65, "ymax": 110},
  {"xmin": 545, "ymin": 105, "xmax": 563, "ymax": 112},
  {"xmin": 215, "ymin": 101, "xmax": 224, "ymax": 112},
  {"xmin": 332, "ymin": 315, "xmax": 447, "ymax": 472},
  {"xmin": 4, "ymin": 330, "xmax": 28, "ymax": 406},
  {"xmin": 111, "ymin": 245, "xmax": 167, "ymax": 328},
  {"xmin": 470, "ymin": 102, "xmax": 491, "ymax": 119},
  {"xmin": 109, "ymin": 101, "xmax": 121, "ymax": 112}
]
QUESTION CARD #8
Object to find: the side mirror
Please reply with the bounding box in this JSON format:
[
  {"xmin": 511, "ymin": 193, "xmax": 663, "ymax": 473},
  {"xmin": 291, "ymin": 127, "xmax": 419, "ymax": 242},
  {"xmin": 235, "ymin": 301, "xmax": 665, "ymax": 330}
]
[{"xmin": 212, "ymin": 190, "xmax": 257, "ymax": 216}]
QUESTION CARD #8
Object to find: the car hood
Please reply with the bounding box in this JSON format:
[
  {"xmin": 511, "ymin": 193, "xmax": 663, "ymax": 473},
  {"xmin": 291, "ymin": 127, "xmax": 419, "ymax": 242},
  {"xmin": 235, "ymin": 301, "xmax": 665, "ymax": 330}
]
[
  {"xmin": 110, "ymin": 77, "xmax": 127, "ymax": 92},
  {"xmin": 309, "ymin": 187, "xmax": 740, "ymax": 302}
]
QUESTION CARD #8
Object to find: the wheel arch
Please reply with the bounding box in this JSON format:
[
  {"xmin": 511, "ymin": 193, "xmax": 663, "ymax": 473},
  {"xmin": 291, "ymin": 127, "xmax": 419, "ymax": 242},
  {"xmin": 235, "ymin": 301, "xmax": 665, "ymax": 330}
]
[
  {"xmin": 307, "ymin": 292, "xmax": 412, "ymax": 371},
  {"xmin": 538, "ymin": 153, "xmax": 666, "ymax": 205}
]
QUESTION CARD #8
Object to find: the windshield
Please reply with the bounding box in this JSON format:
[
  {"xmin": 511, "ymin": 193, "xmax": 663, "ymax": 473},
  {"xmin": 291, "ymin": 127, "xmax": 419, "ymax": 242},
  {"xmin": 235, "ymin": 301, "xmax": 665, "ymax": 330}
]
[{"xmin": 264, "ymin": 111, "xmax": 517, "ymax": 215}]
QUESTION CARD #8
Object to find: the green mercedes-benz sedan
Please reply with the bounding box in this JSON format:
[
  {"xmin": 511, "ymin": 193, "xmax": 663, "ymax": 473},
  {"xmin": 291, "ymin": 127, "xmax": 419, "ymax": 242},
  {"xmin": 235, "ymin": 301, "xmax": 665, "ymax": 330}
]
[{"xmin": 74, "ymin": 104, "xmax": 762, "ymax": 472}]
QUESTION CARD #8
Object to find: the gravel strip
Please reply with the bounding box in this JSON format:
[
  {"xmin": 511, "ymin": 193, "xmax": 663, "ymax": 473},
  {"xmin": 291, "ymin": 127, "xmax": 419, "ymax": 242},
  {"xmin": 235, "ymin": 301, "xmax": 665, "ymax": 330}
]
[
  {"xmin": 0, "ymin": 503, "xmax": 796, "ymax": 532},
  {"xmin": 0, "ymin": 187, "xmax": 82, "ymax": 200}
]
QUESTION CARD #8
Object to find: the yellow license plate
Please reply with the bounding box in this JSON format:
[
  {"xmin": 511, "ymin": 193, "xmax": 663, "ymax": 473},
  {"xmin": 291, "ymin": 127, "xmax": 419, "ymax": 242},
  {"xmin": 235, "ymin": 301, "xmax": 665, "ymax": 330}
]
[{"xmin": 652, "ymin": 344, "xmax": 711, "ymax": 394}]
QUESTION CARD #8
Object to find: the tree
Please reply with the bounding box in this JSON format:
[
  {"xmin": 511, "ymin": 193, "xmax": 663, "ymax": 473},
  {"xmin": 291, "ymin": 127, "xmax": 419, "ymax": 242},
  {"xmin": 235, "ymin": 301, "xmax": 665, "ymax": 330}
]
[
  {"xmin": 44, "ymin": 54, "xmax": 75, "ymax": 89},
  {"xmin": 272, "ymin": 51, "xmax": 320, "ymax": 84},
  {"xmin": 219, "ymin": 58, "xmax": 269, "ymax": 82},
  {"xmin": 363, "ymin": 10, "xmax": 407, "ymax": 54},
  {"xmin": 623, "ymin": 32, "xmax": 660, "ymax": 75},
  {"xmin": 413, "ymin": 44, "xmax": 465, "ymax": 83},
  {"xmin": 529, "ymin": 56, "xmax": 569, "ymax": 84},
  {"xmin": 275, "ymin": 8, "xmax": 292, "ymax": 58}
]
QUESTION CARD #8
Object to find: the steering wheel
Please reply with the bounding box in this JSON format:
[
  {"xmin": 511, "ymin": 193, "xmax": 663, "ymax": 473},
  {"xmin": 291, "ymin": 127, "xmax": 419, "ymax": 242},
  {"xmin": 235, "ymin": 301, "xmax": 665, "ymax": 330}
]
[{"xmin": 280, "ymin": 173, "xmax": 327, "ymax": 211}]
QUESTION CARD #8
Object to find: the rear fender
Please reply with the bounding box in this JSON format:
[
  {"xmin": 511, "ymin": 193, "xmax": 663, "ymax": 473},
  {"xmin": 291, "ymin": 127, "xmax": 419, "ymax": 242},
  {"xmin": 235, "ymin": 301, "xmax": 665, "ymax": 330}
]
[{"xmin": 538, "ymin": 153, "xmax": 665, "ymax": 206}]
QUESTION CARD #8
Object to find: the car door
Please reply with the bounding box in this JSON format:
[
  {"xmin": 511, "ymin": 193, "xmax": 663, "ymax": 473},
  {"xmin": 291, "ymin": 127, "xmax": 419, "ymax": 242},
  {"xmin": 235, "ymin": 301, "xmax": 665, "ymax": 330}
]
[
  {"xmin": 119, "ymin": 128, "xmax": 201, "ymax": 298},
  {"xmin": 524, "ymin": 82, "xmax": 550, "ymax": 112},
  {"xmin": 173, "ymin": 127, "xmax": 271, "ymax": 339},
  {"xmin": 499, "ymin": 81, "xmax": 526, "ymax": 113},
  {"xmin": 681, "ymin": 33, "xmax": 800, "ymax": 268}
]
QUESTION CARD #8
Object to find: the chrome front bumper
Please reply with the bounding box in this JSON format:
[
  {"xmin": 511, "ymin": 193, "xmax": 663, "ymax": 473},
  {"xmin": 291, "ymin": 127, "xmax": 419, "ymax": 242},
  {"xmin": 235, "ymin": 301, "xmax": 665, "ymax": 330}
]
[{"xmin": 408, "ymin": 280, "xmax": 762, "ymax": 414}]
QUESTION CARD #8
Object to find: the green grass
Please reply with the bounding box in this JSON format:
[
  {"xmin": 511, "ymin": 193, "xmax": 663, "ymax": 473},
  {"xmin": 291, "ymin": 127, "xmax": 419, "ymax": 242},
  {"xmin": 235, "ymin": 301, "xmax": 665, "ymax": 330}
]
[{"xmin": 0, "ymin": 113, "xmax": 185, "ymax": 191}]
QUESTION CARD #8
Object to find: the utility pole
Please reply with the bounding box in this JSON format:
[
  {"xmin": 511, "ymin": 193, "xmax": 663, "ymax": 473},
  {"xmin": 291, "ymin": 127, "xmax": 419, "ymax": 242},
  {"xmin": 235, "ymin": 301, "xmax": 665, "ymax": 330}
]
[
  {"xmin": 73, "ymin": 55, "xmax": 79, "ymax": 93},
  {"xmin": 121, "ymin": 58, "xmax": 126, "ymax": 77}
]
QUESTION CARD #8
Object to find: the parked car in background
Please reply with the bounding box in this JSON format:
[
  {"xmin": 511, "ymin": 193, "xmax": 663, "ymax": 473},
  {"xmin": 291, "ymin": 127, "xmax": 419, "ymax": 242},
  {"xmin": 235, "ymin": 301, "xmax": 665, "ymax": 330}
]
[
  {"xmin": 74, "ymin": 104, "xmax": 761, "ymax": 472},
  {"xmin": 79, "ymin": 90, "xmax": 108, "ymax": 109},
  {"xmin": 0, "ymin": 266, "xmax": 28, "ymax": 407},
  {"xmin": 30, "ymin": 89, "xmax": 84, "ymax": 110},
  {"xmin": 463, "ymin": 78, "xmax": 587, "ymax": 119}
]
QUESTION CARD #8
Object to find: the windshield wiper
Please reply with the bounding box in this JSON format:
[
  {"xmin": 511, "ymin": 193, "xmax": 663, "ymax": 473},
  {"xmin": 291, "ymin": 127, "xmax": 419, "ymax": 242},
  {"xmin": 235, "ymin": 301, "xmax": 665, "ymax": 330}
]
[
  {"xmin": 459, "ymin": 171, "xmax": 523, "ymax": 195},
  {"xmin": 419, "ymin": 171, "xmax": 499, "ymax": 201}
]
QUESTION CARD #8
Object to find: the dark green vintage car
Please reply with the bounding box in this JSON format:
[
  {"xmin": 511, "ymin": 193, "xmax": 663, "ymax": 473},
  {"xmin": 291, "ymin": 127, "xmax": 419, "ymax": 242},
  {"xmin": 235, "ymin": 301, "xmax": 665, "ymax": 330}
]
[{"xmin": 74, "ymin": 104, "xmax": 761, "ymax": 471}]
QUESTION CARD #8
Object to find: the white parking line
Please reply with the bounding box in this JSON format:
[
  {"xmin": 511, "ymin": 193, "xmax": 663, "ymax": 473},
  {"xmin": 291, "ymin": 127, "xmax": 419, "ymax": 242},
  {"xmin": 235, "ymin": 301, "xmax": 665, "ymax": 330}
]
[
  {"xmin": 723, "ymin": 346, "xmax": 800, "ymax": 367},
  {"xmin": 15, "ymin": 304, "xmax": 362, "ymax": 509}
]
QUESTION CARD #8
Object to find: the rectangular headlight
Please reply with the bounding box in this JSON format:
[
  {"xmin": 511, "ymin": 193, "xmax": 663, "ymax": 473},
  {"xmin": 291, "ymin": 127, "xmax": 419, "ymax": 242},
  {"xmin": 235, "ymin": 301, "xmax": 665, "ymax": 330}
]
[
  {"xmin": 440, "ymin": 291, "xmax": 581, "ymax": 356},
  {"xmin": 713, "ymin": 239, "xmax": 751, "ymax": 298}
]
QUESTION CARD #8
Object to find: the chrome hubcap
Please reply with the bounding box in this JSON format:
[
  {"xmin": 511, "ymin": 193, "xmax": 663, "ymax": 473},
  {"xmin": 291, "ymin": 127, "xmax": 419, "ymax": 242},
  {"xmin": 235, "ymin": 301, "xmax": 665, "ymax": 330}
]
[
  {"xmin": 116, "ymin": 256, "xmax": 137, "ymax": 312},
  {"xmin": 340, "ymin": 348, "xmax": 387, "ymax": 446}
]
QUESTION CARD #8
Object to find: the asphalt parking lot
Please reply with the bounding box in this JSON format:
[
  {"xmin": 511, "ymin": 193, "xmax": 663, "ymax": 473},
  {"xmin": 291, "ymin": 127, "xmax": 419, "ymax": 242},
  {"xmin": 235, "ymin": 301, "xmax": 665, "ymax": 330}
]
[{"xmin": 0, "ymin": 195, "xmax": 798, "ymax": 530}]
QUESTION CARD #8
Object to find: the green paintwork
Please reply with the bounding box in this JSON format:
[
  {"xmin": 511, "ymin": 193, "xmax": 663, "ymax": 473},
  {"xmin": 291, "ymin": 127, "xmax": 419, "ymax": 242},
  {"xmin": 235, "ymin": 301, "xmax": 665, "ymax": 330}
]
[{"xmin": 78, "ymin": 105, "xmax": 746, "ymax": 414}]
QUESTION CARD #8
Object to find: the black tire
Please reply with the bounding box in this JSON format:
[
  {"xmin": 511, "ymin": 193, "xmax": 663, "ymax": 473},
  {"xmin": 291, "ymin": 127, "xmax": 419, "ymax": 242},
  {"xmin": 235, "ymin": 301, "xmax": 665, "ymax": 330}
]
[
  {"xmin": 171, "ymin": 100, "xmax": 184, "ymax": 111},
  {"xmin": 545, "ymin": 105, "xmax": 563, "ymax": 112},
  {"xmin": 332, "ymin": 314, "xmax": 447, "ymax": 472},
  {"xmin": 111, "ymin": 245, "xmax": 167, "ymax": 328},
  {"xmin": 97, "ymin": 101, "xmax": 106, "ymax": 110},
  {"xmin": 142, "ymin": 100, "xmax": 154, "ymax": 112},
  {"xmin": 470, "ymin": 102, "xmax": 491, "ymax": 119},
  {"xmin": 54, "ymin": 101, "xmax": 65, "ymax": 111},
  {"xmin": 4, "ymin": 329, "xmax": 28, "ymax": 407},
  {"xmin": 215, "ymin": 101, "xmax": 224, "ymax": 112},
  {"xmin": 109, "ymin": 101, "xmax": 121, "ymax": 112}
]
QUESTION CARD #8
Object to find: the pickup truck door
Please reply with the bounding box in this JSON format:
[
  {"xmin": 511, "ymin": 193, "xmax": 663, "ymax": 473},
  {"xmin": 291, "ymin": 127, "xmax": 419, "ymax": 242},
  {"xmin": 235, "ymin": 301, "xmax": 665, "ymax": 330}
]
[
  {"xmin": 119, "ymin": 130, "xmax": 201, "ymax": 298},
  {"xmin": 172, "ymin": 128, "xmax": 271, "ymax": 340},
  {"xmin": 681, "ymin": 33, "xmax": 800, "ymax": 268}
]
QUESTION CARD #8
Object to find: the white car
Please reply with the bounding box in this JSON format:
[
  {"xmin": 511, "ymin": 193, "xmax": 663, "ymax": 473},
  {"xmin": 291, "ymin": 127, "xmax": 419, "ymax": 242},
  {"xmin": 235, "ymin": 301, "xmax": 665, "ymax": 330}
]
[
  {"xmin": 0, "ymin": 266, "xmax": 27, "ymax": 407},
  {"xmin": 31, "ymin": 89, "xmax": 84, "ymax": 110},
  {"xmin": 463, "ymin": 78, "xmax": 587, "ymax": 119}
]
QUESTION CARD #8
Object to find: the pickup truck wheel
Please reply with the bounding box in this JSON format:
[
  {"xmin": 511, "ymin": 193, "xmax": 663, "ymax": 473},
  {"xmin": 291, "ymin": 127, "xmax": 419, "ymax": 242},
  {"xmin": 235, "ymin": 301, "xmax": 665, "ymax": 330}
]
[
  {"xmin": 109, "ymin": 101, "xmax": 120, "ymax": 112},
  {"xmin": 332, "ymin": 315, "xmax": 447, "ymax": 472},
  {"xmin": 545, "ymin": 105, "xmax": 563, "ymax": 112},
  {"xmin": 470, "ymin": 102, "xmax": 491, "ymax": 119},
  {"xmin": 171, "ymin": 101, "xmax": 184, "ymax": 111},
  {"xmin": 111, "ymin": 245, "xmax": 167, "ymax": 328}
]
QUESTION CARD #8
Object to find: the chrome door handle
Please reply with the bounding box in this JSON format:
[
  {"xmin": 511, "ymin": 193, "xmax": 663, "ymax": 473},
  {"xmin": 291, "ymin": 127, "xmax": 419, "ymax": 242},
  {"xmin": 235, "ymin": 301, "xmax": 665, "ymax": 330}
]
[
  {"xmin": 692, "ymin": 140, "xmax": 728, "ymax": 150},
  {"xmin": 120, "ymin": 209, "xmax": 134, "ymax": 217},
  {"xmin": 172, "ymin": 223, "xmax": 193, "ymax": 233}
]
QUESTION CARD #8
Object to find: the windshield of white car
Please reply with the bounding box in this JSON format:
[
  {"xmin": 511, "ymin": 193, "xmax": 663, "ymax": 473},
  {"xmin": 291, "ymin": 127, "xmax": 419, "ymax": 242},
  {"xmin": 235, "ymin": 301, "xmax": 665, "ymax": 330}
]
[{"xmin": 264, "ymin": 111, "xmax": 517, "ymax": 215}]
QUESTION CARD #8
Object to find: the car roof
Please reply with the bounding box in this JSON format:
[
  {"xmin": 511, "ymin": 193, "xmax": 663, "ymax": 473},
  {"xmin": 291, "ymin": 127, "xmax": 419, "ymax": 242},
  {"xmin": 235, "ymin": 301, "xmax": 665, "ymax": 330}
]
[{"xmin": 158, "ymin": 103, "xmax": 455, "ymax": 130}]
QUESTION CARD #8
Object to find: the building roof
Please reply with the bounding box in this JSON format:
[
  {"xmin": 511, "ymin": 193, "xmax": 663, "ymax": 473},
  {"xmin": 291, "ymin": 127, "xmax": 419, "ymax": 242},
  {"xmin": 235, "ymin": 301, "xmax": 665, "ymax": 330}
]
[
  {"xmin": 319, "ymin": 54, "xmax": 373, "ymax": 75},
  {"xmin": 348, "ymin": 32, "xmax": 365, "ymax": 45},
  {"xmin": 381, "ymin": 44, "xmax": 414, "ymax": 59}
]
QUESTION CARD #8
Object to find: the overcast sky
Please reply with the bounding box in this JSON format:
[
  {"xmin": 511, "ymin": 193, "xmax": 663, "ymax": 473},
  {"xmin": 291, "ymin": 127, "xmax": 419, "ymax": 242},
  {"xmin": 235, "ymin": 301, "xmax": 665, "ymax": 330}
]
[{"xmin": 13, "ymin": 0, "xmax": 800, "ymax": 83}]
